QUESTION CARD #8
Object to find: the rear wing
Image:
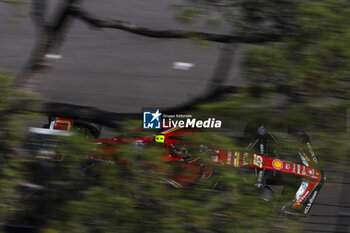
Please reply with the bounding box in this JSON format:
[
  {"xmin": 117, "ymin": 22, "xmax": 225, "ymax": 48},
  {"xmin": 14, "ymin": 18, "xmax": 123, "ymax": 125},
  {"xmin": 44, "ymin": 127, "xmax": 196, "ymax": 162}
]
[{"xmin": 27, "ymin": 118, "xmax": 74, "ymax": 160}]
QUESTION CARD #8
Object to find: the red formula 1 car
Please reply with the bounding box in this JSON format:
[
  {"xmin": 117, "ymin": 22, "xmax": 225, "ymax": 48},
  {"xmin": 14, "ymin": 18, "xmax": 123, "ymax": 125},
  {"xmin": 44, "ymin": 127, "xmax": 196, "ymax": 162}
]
[{"xmin": 28, "ymin": 117, "xmax": 325, "ymax": 218}]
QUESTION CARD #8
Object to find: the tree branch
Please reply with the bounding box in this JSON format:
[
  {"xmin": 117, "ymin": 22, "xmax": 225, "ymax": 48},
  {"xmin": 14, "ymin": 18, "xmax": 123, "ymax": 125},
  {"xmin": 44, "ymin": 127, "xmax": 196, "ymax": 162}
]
[
  {"xmin": 30, "ymin": 0, "xmax": 46, "ymax": 29},
  {"xmin": 16, "ymin": 0, "xmax": 80, "ymax": 90},
  {"xmin": 70, "ymin": 7, "xmax": 283, "ymax": 44}
]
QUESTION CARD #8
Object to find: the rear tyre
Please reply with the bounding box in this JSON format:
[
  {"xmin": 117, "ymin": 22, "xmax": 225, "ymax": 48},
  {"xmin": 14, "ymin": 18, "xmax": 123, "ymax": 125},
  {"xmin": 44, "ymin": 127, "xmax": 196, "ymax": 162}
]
[{"xmin": 72, "ymin": 121, "xmax": 102, "ymax": 139}]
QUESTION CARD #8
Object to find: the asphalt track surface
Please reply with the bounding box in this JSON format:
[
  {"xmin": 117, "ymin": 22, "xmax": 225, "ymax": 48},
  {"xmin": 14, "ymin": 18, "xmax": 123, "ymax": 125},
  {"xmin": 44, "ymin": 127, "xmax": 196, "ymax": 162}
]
[
  {"xmin": 1, "ymin": 1, "xmax": 350, "ymax": 232},
  {"xmin": 1, "ymin": 0, "xmax": 244, "ymax": 112}
]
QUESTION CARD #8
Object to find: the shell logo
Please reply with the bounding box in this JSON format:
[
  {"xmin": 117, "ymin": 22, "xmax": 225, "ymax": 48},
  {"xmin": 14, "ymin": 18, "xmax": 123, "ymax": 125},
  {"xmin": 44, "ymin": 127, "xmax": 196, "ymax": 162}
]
[{"xmin": 272, "ymin": 159, "xmax": 283, "ymax": 170}]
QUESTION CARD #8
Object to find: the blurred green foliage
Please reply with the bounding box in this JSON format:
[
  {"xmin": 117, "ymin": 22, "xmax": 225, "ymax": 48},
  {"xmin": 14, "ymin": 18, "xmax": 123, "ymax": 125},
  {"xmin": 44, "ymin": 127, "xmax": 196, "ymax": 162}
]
[
  {"xmin": 0, "ymin": 74, "xmax": 32, "ymax": 226},
  {"xmin": 36, "ymin": 135, "xmax": 299, "ymax": 233},
  {"xmin": 2, "ymin": 0, "xmax": 26, "ymax": 8},
  {"xmin": 243, "ymin": 0, "xmax": 350, "ymax": 169},
  {"xmin": 2, "ymin": 0, "xmax": 28, "ymax": 23}
]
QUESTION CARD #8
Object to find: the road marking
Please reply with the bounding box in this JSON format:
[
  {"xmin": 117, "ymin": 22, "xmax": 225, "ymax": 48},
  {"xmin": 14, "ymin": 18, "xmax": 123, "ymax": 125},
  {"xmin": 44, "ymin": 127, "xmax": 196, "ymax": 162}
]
[
  {"xmin": 45, "ymin": 54, "xmax": 63, "ymax": 59},
  {"xmin": 173, "ymin": 62, "xmax": 194, "ymax": 70}
]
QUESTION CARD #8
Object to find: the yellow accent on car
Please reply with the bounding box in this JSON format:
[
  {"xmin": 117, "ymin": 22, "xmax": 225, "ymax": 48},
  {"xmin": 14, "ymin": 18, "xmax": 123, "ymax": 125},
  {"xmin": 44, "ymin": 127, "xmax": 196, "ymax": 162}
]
[
  {"xmin": 169, "ymin": 179, "xmax": 183, "ymax": 188},
  {"xmin": 155, "ymin": 135, "xmax": 165, "ymax": 143}
]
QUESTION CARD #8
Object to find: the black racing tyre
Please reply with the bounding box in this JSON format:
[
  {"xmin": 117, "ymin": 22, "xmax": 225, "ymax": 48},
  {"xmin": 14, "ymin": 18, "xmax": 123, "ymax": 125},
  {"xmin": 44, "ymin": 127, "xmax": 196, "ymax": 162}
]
[
  {"xmin": 72, "ymin": 121, "xmax": 102, "ymax": 139},
  {"xmin": 260, "ymin": 186, "xmax": 274, "ymax": 202}
]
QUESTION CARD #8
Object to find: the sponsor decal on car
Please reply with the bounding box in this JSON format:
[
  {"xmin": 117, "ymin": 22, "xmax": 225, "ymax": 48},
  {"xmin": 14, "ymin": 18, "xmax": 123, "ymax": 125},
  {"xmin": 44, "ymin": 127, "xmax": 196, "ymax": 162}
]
[
  {"xmin": 272, "ymin": 159, "xmax": 283, "ymax": 170},
  {"xmin": 302, "ymin": 166, "xmax": 307, "ymax": 175},
  {"xmin": 304, "ymin": 191, "xmax": 318, "ymax": 214},
  {"xmin": 242, "ymin": 152, "xmax": 249, "ymax": 165},
  {"xmin": 298, "ymin": 152, "xmax": 310, "ymax": 167},
  {"xmin": 52, "ymin": 118, "xmax": 73, "ymax": 131},
  {"xmin": 226, "ymin": 151, "xmax": 232, "ymax": 165},
  {"xmin": 259, "ymin": 143, "xmax": 264, "ymax": 154},
  {"xmin": 297, "ymin": 164, "xmax": 301, "ymax": 174},
  {"xmin": 295, "ymin": 181, "xmax": 310, "ymax": 207}
]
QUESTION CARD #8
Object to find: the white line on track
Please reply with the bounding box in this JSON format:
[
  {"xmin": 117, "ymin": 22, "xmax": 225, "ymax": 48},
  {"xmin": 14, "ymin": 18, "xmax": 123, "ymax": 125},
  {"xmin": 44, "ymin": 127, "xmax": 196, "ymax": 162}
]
[
  {"xmin": 45, "ymin": 54, "xmax": 63, "ymax": 59},
  {"xmin": 173, "ymin": 62, "xmax": 194, "ymax": 70}
]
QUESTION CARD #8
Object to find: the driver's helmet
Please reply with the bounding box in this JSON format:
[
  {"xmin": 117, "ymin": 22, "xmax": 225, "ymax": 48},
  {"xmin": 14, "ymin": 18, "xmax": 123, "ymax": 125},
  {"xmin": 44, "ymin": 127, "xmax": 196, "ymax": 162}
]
[
  {"xmin": 168, "ymin": 144, "xmax": 189, "ymax": 159},
  {"xmin": 133, "ymin": 140, "xmax": 144, "ymax": 152}
]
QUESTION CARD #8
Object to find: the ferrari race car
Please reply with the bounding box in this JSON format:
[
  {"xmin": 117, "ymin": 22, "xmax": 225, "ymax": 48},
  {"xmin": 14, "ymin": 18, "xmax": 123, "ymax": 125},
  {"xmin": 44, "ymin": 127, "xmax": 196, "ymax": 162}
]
[{"xmin": 27, "ymin": 117, "xmax": 325, "ymax": 218}]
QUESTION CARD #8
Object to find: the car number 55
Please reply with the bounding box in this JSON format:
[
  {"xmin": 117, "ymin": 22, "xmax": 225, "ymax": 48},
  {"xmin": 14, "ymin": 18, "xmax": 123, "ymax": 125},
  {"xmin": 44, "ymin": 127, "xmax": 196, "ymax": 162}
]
[{"xmin": 253, "ymin": 154, "xmax": 263, "ymax": 168}]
